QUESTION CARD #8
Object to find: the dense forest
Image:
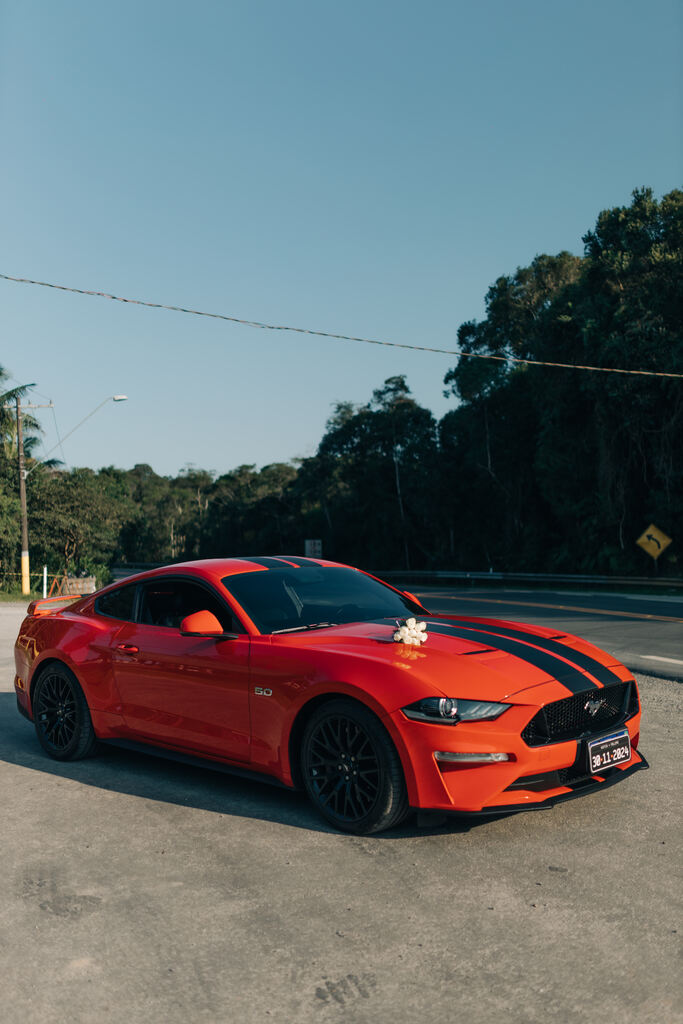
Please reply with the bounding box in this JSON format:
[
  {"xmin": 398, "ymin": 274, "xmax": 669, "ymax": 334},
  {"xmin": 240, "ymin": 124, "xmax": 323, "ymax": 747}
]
[{"xmin": 2, "ymin": 188, "xmax": 681, "ymax": 587}]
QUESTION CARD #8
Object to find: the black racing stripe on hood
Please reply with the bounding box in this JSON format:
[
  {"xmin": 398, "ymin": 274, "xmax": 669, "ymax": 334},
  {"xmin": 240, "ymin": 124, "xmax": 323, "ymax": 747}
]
[
  {"xmin": 424, "ymin": 622, "xmax": 601, "ymax": 696},
  {"xmin": 442, "ymin": 619, "xmax": 623, "ymax": 689}
]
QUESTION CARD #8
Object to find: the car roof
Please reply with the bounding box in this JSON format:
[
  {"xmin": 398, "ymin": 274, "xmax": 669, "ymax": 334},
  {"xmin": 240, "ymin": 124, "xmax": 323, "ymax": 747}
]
[{"xmin": 112, "ymin": 556, "xmax": 346, "ymax": 588}]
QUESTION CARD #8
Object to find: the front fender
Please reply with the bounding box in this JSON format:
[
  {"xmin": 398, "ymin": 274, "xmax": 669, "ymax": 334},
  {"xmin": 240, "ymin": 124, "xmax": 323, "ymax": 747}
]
[{"xmin": 266, "ymin": 677, "xmax": 420, "ymax": 801}]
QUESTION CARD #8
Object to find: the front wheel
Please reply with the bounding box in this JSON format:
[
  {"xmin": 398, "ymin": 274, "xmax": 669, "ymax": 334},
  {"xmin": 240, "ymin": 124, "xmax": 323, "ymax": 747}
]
[
  {"xmin": 301, "ymin": 699, "xmax": 408, "ymax": 834},
  {"xmin": 32, "ymin": 664, "xmax": 98, "ymax": 761}
]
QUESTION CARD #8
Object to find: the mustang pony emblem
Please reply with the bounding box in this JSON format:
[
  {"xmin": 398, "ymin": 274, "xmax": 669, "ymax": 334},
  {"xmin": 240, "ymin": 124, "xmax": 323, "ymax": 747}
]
[{"xmin": 584, "ymin": 696, "xmax": 603, "ymax": 716}]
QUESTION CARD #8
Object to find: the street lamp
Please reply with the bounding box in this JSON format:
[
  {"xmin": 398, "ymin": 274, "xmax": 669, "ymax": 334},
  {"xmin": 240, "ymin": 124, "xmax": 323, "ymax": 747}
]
[
  {"xmin": 17, "ymin": 393, "xmax": 128, "ymax": 594},
  {"xmin": 24, "ymin": 394, "xmax": 129, "ymax": 476}
]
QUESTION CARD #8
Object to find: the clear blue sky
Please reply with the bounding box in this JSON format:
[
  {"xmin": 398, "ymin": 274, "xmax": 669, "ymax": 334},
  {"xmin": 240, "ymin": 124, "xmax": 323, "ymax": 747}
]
[{"xmin": 1, "ymin": 0, "xmax": 681, "ymax": 476}]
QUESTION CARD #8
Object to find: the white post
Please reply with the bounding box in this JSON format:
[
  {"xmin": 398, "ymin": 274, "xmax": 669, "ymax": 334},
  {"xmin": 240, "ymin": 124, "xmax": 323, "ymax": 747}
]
[{"xmin": 43, "ymin": 565, "xmax": 48, "ymax": 599}]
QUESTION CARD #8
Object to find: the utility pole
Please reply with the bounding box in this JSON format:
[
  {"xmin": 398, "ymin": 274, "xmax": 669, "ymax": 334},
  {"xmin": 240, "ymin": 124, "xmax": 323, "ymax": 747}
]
[
  {"xmin": 16, "ymin": 395, "xmax": 30, "ymax": 595},
  {"xmin": 12, "ymin": 393, "xmax": 52, "ymax": 596}
]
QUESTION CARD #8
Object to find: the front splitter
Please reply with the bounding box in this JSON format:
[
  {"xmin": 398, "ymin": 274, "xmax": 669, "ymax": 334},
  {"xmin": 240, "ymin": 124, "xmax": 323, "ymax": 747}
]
[{"xmin": 414, "ymin": 752, "xmax": 649, "ymax": 824}]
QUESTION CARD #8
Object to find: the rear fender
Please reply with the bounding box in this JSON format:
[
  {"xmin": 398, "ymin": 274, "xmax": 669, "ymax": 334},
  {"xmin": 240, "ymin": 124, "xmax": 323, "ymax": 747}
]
[
  {"xmin": 18, "ymin": 612, "xmax": 125, "ymax": 719},
  {"xmin": 21, "ymin": 647, "xmax": 126, "ymax": 739}
]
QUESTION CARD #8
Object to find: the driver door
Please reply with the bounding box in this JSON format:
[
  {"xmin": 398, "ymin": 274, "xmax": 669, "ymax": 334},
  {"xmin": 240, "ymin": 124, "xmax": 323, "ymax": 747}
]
[{"xmin": 110, "ymin": 577, "xmax": 251, "ymax": 762}]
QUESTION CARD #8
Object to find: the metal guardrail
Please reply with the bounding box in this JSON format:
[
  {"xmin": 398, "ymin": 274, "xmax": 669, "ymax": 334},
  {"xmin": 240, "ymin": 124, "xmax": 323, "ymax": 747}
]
[
  {"xmin": 110, "ymin": 563, "xmax": 683, "ymax": 591},
  {"xmin": 377, "ymin": 570, "xmax": 683, "ymax": 590}
]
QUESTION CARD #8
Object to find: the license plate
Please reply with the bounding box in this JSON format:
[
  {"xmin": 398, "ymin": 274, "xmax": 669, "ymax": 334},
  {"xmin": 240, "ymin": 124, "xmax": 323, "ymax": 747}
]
[{"xmin": 587, "ymin": 730, "xmax": 631, "ymax": 774}]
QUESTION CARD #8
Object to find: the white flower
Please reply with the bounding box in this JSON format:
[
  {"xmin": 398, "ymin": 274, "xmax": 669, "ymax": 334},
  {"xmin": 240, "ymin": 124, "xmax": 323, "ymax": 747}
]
[{"xmin": 393, "ymin": 618, "xmax": 428, "ymax": 645}]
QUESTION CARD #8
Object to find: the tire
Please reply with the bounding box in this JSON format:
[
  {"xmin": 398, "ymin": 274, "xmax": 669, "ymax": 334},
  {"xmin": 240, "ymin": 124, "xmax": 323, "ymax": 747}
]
[
  {"xmin": 301, "ymin": 698, "xmax": 408, "ymax": 835},
  {"xmin": 32, "ymin": 664, "xmax": 98, "ymax": 761}
]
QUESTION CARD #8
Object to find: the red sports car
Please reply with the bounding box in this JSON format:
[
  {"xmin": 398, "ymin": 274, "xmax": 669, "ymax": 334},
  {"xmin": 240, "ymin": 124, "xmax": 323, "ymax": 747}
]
[{"xmin": 14, "ymin": 556, "xmax": 647, "ymax": 834}]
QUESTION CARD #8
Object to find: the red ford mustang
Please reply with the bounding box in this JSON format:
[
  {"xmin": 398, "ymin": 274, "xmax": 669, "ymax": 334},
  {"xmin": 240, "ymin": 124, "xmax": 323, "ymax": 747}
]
[{"xmin": 13, "ymin": 556, "xmax": 648, "ymax": 834}]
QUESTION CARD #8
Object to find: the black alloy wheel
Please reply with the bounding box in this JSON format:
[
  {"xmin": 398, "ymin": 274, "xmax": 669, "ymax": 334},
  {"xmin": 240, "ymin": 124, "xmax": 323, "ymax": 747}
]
[
  {"xmin": 32, "ymin": 664, "xmax": 98, "ymax": 761},
  {"xmin": 301, "ymin": 698, "xmax": 408, "ymax": 834}
]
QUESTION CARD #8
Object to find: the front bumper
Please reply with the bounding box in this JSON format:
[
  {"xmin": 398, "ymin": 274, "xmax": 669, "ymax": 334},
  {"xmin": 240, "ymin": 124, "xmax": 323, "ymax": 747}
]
[{"xmin": 387, "ymin": 694, "xmax": 645, "ymax": 813}]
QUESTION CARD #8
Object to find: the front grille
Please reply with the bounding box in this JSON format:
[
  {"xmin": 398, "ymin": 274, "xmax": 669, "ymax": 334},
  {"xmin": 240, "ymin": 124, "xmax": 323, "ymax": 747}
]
[
  {"xmin": 557, "ymin": 765, "xmax": 590, "ymax": 785},
  {"xmin": 521, "ymin": 681, "xmax": 634, "ymax": 747},
  {"xmin": 627, "ymin": 682, "xmax": 640, "ymax": 715}
]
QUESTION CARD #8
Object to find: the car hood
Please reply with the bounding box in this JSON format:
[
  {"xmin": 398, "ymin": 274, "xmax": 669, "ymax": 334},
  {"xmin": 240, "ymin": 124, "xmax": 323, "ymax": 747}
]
[{"xmin": 269, "ymin": 616, "xmax": 627, "ymax": 704}]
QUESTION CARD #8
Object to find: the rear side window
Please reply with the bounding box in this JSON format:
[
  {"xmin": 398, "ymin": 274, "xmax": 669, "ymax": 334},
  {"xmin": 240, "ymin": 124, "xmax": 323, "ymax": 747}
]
[{"xmin": 95, "ymin": 584, "xmax": 137, "ymax": 622}]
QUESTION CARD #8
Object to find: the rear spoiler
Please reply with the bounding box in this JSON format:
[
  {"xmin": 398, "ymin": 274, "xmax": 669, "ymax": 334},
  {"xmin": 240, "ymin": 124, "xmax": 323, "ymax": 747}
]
[{"xmin": 27, "ymin": 595, "xmax": 82, "ymax": 617}]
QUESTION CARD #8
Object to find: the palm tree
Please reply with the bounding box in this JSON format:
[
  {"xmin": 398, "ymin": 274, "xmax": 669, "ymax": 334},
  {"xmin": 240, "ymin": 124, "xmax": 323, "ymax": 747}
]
[
  {"xmin": 0, "ymin": 366, "xmax": 44, "ymax": 585},
  {"xmin": 0, "ymin": 369, "xmax": 43, "ymax": 467}
]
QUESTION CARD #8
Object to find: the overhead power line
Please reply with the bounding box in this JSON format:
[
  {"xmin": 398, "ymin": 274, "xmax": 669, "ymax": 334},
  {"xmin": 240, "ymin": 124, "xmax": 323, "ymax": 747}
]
[{"xmin": 1, "ymin": 271, "xmax": 682, "ymax": 380}]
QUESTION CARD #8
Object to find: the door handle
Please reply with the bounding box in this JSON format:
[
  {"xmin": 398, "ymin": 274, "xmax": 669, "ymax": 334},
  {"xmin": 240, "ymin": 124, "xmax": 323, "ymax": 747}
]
[{"xmin": 116, "ymin": 644, "xmax": 139, "ymax": 655}]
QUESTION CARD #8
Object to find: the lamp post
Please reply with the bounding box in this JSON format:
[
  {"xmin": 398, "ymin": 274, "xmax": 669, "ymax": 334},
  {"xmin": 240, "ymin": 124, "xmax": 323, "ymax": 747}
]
[
  {"xmin": 17, "ymin": 394, "xmax": 128, "ymax": 595},
  {"xmin": 24, "ymin": 394, "xmax": 128, "ymax": 477}
]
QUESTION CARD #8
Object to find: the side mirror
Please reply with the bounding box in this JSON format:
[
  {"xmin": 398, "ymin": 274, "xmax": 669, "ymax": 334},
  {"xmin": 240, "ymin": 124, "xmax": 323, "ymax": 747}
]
[{"xmin": 180, "ymin": 610, "xmax": 225, "ymax": 637}]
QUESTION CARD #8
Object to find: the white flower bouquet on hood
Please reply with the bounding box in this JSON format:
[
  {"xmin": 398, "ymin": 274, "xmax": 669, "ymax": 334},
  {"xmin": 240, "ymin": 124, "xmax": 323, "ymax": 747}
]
[{"xmin": 393, "ymin": 617, "xmax": 428, "ymax": 646}]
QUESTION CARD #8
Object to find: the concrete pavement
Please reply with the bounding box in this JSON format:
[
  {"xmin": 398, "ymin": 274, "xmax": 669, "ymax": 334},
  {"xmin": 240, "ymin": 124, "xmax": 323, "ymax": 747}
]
[{"xmin": 1, "ymin": 602, "xmax": 681, "ymax": 1023}]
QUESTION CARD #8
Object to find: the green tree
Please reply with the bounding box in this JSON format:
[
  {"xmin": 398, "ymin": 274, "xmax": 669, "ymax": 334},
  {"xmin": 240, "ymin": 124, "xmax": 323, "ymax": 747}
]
[
  {"xmin": 440, "ymin": 187, "xmax": 683, "ymax": 574},
  {"xmin": 29, "ymin": 467, "xmax": 133, "ymax": 580},
  {"xmin": 310, "ymin": 376, "xmax": 439, "ymax": 569},
  {"xmin": 202, "ymin": 462, "xmax": 298, "ymax": 556}
]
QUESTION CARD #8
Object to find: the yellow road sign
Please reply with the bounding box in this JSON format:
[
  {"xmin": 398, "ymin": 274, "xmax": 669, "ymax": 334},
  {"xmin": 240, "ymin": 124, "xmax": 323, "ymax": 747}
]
[{"xmin": 636, "ymin": 524, "xmax": 672, "ymax": 561}]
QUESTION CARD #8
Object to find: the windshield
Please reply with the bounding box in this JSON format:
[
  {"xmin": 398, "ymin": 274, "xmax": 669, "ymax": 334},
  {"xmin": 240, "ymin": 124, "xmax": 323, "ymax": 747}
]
[{"xmin": 221, "ymin": 566, "xmax": 425, "ymax": 634}]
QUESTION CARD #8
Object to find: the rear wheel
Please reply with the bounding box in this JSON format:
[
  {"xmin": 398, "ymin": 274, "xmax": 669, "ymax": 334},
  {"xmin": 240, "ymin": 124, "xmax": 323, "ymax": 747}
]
[
  {"xmin": 32, "ymin": 664, "xmax": 98, "ymax": 761},
  {"xmin": 301, "ymin": 699, "xmax": 408, "ymax": 834}
]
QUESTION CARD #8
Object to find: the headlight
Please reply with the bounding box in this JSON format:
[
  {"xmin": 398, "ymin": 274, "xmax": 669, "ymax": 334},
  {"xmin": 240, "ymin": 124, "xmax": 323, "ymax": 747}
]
[{"xmin": 402, "ymin": 697, "xmax": 510, "ymax": 724}]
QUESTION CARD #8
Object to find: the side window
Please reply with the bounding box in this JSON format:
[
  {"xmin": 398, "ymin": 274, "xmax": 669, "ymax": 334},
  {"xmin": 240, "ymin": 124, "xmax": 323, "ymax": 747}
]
[
  {"xmin": 138, "ymin": 579, "xmax": 242, "ymax": 633},
  {"xmin": 96, "ymin": 584, "xmax": 137, "ymax": 622}
]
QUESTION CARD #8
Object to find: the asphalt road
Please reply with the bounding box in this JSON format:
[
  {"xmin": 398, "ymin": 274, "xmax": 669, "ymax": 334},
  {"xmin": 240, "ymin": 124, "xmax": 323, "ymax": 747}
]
[
  {"xmin": 413, "ymin": 587, "xmax": 683, "ymax": 681},
  {"xmin": 1, "ymin": 602, "xmax": 681, "ymax": 1024}
]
